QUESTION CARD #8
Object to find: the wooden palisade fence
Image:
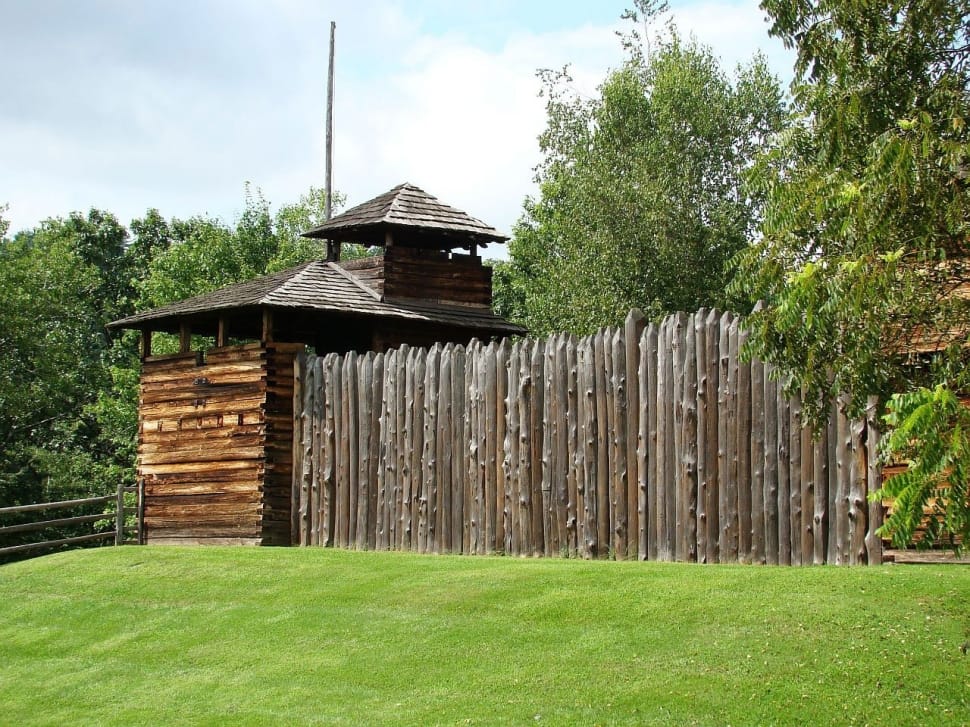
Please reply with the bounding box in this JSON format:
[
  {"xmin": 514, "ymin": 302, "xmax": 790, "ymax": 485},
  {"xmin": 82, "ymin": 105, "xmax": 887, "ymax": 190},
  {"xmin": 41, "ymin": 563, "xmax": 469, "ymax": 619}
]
[{"xmin": 293, "ymin": 309, "xmax": 884, "ymax": 565}]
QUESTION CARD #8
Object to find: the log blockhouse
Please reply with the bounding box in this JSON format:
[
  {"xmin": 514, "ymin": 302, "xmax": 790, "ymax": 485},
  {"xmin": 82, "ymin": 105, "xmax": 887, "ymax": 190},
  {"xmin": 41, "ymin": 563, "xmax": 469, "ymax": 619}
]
[{"xmin": 109, "ymin": 183, "xmax": 525, "ymax": 545}]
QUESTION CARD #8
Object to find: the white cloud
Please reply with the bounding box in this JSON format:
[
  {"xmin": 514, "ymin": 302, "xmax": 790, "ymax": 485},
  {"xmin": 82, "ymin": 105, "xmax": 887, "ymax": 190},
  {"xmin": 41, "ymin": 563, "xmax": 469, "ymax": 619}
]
[{"xmin": 0, "ymin": 0, "xmax": 793, "ymax": 259}]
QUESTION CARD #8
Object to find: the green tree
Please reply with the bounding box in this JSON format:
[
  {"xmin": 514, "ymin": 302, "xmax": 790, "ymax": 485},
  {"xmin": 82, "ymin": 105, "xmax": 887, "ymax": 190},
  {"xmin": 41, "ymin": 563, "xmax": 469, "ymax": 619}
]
[
  {"xmin": 496, "ymin": 8, "xmax": 787, "ymax": 335},
  {"xmin": 0, "ymin": 222, "xmax": 112, "ymax": 508},
  {"xmin": 734, "ymin": 0, "xmax": 970, "ymax": 548},
  {"xmin": 139, "ymin": 184, "xmax": 352, "ymax": 309}
]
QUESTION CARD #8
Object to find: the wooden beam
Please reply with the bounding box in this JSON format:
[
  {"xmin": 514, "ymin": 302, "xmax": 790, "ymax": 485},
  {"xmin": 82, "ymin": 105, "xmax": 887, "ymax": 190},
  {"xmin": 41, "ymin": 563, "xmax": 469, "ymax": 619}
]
[
  {"xmin": 179, "ymin": 322, "xmax": 191, "ymax": 353},
  {"xmin": 217, "ymin": 317, "xmax": 228, "ymax": 347},
  {"xmin": 262, "ymin": 309, "xmax": 274, "ymax": 343},
  {"xmin": 385, "ymin": 230, "xmax": 394, "ymax": 248},
  {"xmin": 141, "ymin": 327, "xmax": 153, "ymax": 360}
]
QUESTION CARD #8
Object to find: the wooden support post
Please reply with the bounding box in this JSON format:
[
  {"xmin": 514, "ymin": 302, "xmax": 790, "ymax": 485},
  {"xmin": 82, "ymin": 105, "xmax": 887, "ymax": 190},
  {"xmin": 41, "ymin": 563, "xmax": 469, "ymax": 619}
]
[
  {"xmin": 262, "ymin": 309, "xmax": 274, "ymax": 344},
  {"xmin": 217, "ymin": 317, "xmax": 228, "ymax": 347},
  {"xmin": 115, "ymin": 479, "xmax": 125, "ymax": 546},
  {"xmin": 140, "ymin": 327, "xmax": 153, "ymax": 360},
  {"xmin": 179, "ymin": 321, "xmax": 191, "ymax": 353}
]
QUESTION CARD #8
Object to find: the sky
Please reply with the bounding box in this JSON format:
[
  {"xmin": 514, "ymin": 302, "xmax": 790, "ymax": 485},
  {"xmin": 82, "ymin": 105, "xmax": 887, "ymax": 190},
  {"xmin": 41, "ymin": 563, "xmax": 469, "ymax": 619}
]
[{"xmin": 0, "ymin": 0, "xmax": 795, "ymax": 257}]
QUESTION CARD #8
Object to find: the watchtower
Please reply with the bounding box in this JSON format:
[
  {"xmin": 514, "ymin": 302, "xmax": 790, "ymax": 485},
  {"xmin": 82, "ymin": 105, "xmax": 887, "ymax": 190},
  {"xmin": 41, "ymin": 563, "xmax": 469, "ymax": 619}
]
[{"xmin": 109, "ymin": 183, "xmax": 524, "ymax": 545}]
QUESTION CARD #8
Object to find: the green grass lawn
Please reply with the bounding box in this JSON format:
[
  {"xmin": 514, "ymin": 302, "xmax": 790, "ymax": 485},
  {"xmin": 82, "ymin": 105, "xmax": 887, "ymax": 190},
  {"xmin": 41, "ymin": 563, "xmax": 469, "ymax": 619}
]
[{"xmin": 0, "ymin": 548, "xmax": 967, "ymax": 726}]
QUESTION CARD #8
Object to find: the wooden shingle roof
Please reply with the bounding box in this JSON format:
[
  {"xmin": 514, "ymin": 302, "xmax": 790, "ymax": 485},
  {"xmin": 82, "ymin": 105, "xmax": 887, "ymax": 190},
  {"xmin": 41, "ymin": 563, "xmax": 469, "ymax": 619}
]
[
  {"xmin": 108, "ymin": 260, "xmax": 524, "ymax": 336},
  {"xmin": 301, "ymin": 183, "xmax": 508, "ymax": 248}
]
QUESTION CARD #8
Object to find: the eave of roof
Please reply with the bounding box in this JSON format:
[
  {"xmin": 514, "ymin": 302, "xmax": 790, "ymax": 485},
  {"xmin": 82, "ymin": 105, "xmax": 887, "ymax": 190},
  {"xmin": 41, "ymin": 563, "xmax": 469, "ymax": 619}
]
[{"xmin": 107, "ymin": 260, "xmax": 525, "ymax": 336}]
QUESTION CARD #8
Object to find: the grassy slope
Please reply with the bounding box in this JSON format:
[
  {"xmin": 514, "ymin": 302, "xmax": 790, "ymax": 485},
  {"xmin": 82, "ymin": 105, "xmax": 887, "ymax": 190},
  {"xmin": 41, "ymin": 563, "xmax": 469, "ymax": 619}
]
[{"xmin": 0, "ymin": 548, "xmax": 967, "ymax": 726}]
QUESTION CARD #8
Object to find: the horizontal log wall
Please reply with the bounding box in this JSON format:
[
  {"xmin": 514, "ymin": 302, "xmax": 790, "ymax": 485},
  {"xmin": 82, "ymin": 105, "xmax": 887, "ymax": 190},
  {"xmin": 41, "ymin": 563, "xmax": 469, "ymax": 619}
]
[
  {"xmin": 139, "ymin": 342, "xmax": 301, "ymax": 545},
  {"xmin": 383, "ymin": 247, "xmax": 492, "ymax": 307},
  {"xmin": 295, "ymin": 310, "xmax": 883, "ymax": 564}
]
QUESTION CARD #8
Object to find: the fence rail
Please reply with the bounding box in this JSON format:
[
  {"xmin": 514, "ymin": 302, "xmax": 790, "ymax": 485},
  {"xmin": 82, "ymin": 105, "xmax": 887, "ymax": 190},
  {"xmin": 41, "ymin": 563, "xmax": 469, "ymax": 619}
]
[
  {"xmin": 293, "ymin": 309, "xmax": 884, "ymax": 565},
  {"xmin": 0, "ymin": 484, "xmax": 142, "ymax": 558}
]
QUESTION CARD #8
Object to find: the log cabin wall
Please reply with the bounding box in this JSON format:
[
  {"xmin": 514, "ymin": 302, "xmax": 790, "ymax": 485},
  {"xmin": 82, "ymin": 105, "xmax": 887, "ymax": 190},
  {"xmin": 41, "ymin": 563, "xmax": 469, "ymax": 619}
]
[
  {"xmin": 340, "ymin": 249, "xmax": 493, "ymax": 307},
  {"xmin": 138, "ymin": 342, "xmax": 302, "ymax": 545},
  {"xmin": 382, "ymin": 247, "xmax": 492, "ymax": 307}
]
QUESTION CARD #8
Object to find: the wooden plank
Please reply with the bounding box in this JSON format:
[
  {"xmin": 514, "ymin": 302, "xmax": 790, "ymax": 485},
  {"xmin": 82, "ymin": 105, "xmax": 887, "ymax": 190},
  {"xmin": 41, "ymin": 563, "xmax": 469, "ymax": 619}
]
[
  {"xmin": 565, "ymin": 334, "xmax": 580, "ymax": 557},
  {"xmin": 765, "ymin": 368, "xmax": 780, "ymax": 565},
  {"xmin": 813, "ymin": 403, "xmax": 830, "ymax": 565},
  {"xmin": 864, "ymin": 396, "xmax": 883, "ymax": 565},
  {"xmin": 451, "ymin": 344, "xmax": 466, "ymax": 554},
  {"xmin": 403, "ymin": 346, "xmax": 420, "ymax": 550},
  {"xmin": 787, "ymin": 390, "xmax": 801, "ymax": 565},
  {"xmin": 517, "ymin": 339, "xmax": 535, "ymax": 555},
  {"xmin": 530, "ymin": 339, "xmax": 546, "ymax": 557},
  {"xmin": 849, "ymin": 407, "xmax": 867, "ymax": 565},
  {"xmin": 0, "ymin": 512, "xmax": 114, "ymax": 536},
  {"xmin": 389, "ymin": 346, "xmax": 405, "ymax": 549},
  {"xmin": 347, "ymin": 352, "xmax": 361, "ymax": 547},
  {"xmin": 0, "ymin": 494, "xmax": 114, "ymax": 516},
  {"xmin": 368, "ymin": 352, "xmax": 383, "ymax": 550},
  {"xmin": 137, "ymin": 445, "xmax": 267, "ymax": 466},
  {"xmin": 737, "ymin": 325, "xmax": 765, "ymax": 563},
  {"xmin": 505, "ymin": 341, "xmax": 521, "ymax": 555},
  {"xmin": 484, "ymin": 342, "xmax": 498, "ymax": 554},
  {"xmin": 636, "ymin": 324, "xmax": 650, "ymax": 561},
  {"xmin": 611, "ymin": 328, "xmax": 629, "ymax": 559},
  {"xmin": 495, "ymin": 339, "xmax": 510, "ymax": 554},
  {"xmin": 0, "ymin": 531, "xmax": 116, "ymax": 556},
  {"xmin": 407, "ymin": 347, "xmax": 422, "ymax": 552},
  {"xmin": 624, "ymin": 310, "xmax": 646, "ymax": 560},
  {"xmin": 321, "ymin": 354, "xmax": 337, "ymax": 547},
  {"xmin": 834, "ymin": 395, "xmax": 850, "ymax": 565},
  {"xmin": 542, "ymin": 336, "xmax": 556, "ymax": 557},
  {"xmin": 799, "ymin": 389, "xmax": 815, "ymax": 565},
  {"xmin": 703, "ymin": 309, "xmax": 720, "ymax": 563},
  {"xmin": 378, "ymin": 349, "xmax": 397, "ymax": 550},
  {"xmin": 356, "ymin": 352, "xmax": 374, "ymax": 550},
  {"xmin": 603, "ymin": 328, "xmax": 617, "ymax": 558},
  {"xmin": 681, "ymin": 313, "xmax": 698, "ymax": 562},
  {"xmin": 593, "ymin": 330, "xmax": 609, "ymax": 558},
  {"xmin": 716, "ymin": 314, "xmax": 736, "ymax": 561},
  {"xmin": 422, "ymin": 345, "xmax": 440, "ymax": 554},
  {"xmin": 137, "ymin": 459, "xmax": 263, "ymax": 476},
  {"xmin": 295, "ymin": 353, "xmax": 311, "ymax": 545},
  {"xmin": 464, "ymin": 342, "xmax": 478, "ymax": 555},
  {"xmin": 694, "ymin": 310, "xmax": 709, "ymax": 562},
  {"xmin": 644, "ymin": 323, "xmax": 659, "ymax": 560},
  {"xmin": 655, "ymin": 318, "xmax": 671, "ymax": 561},
  {"xmin": 333, "ymin": 353, "xmax": 350, "ymax": 547},
  {"xmin": 578, "ymin": 337, "xmax": 596, "ymax": 559},
  {"xmin": 670, "ymin": 313, "xmax": 686, "ymax": 561},
  {"xmin": 775, "ymin": 380, "xmax": 801, "ymax": 565},
  {"xmin": 437, "ymin": 345, "xmax": 453, "ymax": 553},
  {"xmin": 526, "ymin": 341, "xmax": 547, "ymax": 556},
  {"xmin": 314, "ymin": 356, "xmax": 333, "ymax": 545}
]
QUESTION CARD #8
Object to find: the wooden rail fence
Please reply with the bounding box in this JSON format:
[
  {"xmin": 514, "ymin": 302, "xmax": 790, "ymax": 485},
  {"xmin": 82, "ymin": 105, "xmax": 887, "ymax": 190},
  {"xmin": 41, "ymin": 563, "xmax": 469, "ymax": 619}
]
[
  {"xmin": 0, "ymin": 483, "xmax": 142, "ymax": 559},
  {"xmin": 293, "ymin": 309, "xmax": 884, "ymax": 565}
]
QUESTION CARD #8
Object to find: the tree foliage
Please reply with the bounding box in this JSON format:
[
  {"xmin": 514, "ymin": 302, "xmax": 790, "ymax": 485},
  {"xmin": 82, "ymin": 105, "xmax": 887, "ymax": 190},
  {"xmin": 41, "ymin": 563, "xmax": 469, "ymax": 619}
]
[
  {"xmin": 495, "ymin": 7, "xmax": 787, "ymax": 335},
  {"xmin": 734, "ymin": 0, "xmax": 970, "ymax": 547}
]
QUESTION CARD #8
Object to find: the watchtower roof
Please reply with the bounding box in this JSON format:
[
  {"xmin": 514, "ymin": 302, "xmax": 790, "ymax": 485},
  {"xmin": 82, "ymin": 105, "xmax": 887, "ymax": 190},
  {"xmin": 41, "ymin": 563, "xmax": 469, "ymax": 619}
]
[
  {"xmin": 302, "ymin": 182, "xmax": 508, "ymax": 248},
  {"xmin": 107, "ymin": 259, "xmax": 524, "ymax": 338}
]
